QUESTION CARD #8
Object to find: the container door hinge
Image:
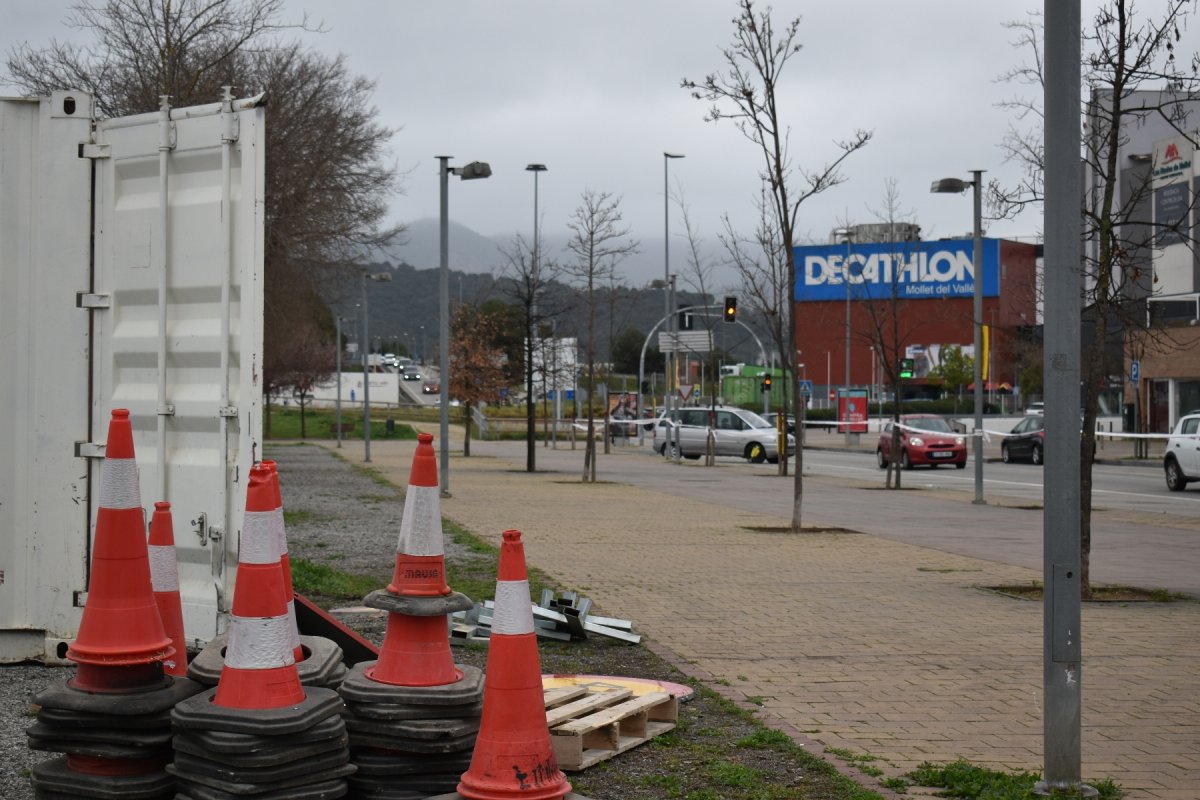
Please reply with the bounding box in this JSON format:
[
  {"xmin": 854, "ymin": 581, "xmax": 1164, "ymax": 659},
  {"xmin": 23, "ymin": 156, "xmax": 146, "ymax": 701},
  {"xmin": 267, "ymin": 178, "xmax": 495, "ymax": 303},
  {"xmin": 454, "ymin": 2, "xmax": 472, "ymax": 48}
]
[
  {"xmin": 74, "ymin": 442, "xmax": 106, "ymax": 459},
  {"xmin": 218, "ymin": 406, "xmax": 238, "ymax": 418},
  {"xmin": 158, "ymin": 404, "xmax": 176, "ymax": 416},
  {"xmin": 76, "ymin": 292, "xmax": 110, "ymax": 309},
  {"xmin": 78, "ymin": 143, "xmax": 111, "ymax": 160}
]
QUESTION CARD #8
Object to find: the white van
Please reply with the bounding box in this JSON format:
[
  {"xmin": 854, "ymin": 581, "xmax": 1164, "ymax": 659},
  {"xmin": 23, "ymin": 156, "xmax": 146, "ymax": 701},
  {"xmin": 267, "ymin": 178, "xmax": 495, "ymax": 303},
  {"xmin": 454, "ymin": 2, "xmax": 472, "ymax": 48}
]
[{"xmin": 656, "ymin": 405, "xmax": 794, "ymax": 463}]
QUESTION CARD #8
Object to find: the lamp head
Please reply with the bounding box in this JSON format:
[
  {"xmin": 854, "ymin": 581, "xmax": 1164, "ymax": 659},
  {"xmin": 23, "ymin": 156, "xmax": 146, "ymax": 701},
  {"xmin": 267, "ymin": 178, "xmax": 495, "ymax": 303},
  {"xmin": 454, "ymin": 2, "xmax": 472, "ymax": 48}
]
[
  {"xmin": 930, "ymin": 177, "xmax": 970, "ymax": 194},
  {"xmin": 525, "ymin": 163, "xmax": 547, "ymax": 172},
  {"xmin": 454, "ymin": 161, "xmax": 492, "ymax": 180},
  {"xmin": 664, "ymin": 152, "xmax": 685, "ymax": 159}
]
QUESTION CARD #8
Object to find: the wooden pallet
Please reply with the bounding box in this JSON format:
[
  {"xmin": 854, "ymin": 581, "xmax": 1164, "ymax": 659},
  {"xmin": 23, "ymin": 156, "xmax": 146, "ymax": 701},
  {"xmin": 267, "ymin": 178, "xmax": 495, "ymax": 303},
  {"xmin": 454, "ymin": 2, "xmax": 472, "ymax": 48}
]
[{"xmin": 542, "ymin": 681, "xmax": 678, "ymax": 771}]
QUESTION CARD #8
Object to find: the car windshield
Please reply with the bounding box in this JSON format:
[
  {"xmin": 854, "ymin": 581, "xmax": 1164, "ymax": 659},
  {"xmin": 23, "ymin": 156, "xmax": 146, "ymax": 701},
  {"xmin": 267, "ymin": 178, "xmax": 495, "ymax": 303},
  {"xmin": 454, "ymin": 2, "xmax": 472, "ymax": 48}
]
[
  {"xmin": 741, "ymin": 410, "xmax": 772, "ymax": 429},
  {"xmin": 907, "ymin": 417, "xmax": 951, "ymax": 433}
]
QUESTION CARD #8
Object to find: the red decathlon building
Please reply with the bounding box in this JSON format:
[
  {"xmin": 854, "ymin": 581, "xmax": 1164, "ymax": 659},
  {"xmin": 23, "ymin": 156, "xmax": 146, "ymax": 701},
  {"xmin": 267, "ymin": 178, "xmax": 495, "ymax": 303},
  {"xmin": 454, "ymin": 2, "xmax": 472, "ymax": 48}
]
[{"xmin": 792, "ymin": 236, "xmax": 1039, "ymax": 406}]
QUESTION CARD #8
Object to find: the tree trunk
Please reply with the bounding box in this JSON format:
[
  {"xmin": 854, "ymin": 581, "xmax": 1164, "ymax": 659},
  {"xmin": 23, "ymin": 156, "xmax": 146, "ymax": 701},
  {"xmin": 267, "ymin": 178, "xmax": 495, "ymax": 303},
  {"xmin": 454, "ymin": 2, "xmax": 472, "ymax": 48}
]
[{"xmin": 464, "ymin": 402, "xmax": 473, "ymax": 458}]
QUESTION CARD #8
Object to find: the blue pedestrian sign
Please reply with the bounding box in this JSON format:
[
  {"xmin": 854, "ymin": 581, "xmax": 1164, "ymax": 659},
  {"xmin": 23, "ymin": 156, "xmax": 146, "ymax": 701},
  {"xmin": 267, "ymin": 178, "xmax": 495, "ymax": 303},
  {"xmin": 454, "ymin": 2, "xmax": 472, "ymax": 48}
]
[
  {"xmin": 797, "ymin": 380, "xmax": 814, "ymax": 397},
  {"xmin": 1131, "ymin": 360, "xmax": 1140, "ymax": 383}
]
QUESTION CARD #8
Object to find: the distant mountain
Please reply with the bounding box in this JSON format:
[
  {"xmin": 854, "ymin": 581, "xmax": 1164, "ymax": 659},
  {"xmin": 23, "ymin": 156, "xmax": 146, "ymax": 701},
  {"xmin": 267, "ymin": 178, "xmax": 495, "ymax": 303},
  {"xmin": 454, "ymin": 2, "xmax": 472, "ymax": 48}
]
[{"xmin": 381, "ymin": 217, "xmax": 743, "ymax": 292}]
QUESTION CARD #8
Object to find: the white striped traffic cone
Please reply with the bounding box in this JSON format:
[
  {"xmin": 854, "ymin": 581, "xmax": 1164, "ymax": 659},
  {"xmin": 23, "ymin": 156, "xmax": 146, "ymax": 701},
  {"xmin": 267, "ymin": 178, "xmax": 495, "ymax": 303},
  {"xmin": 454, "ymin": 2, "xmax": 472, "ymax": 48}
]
[{"xmin": 212, "ymin": 463, "xmax": 304, "ymax": 709}]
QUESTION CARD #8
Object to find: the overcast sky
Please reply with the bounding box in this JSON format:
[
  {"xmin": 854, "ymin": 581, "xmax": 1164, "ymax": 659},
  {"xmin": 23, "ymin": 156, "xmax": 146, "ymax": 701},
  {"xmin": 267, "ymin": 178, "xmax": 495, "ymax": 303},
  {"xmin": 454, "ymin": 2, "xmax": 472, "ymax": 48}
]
[{"xmin": 4, "ymin": 2, "xmax": 1189, "ymax": 267}]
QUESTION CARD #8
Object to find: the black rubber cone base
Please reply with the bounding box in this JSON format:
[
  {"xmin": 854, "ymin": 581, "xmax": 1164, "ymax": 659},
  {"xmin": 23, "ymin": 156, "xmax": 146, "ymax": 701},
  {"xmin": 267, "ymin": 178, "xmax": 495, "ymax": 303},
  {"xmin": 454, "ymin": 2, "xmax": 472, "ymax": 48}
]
[
  {"xmin": 175, "ymin": 776, "xmax": 349, "ymax": 800},
  {"xmin": 349, "ymin": 747, "xmax": 472, "ymax": 776},
  {"xmin": 35, "ymin": 706, "xmax": 173, "ymax": 730},
  {"xmin": 173, "ymin": 727, "xmax": 348, "ymax": 767},
  {"xmin": 338, "ymin": 662, "xmax": 483, "ymax": 706},
  {"xmin": 343, "ymin": 698, "xmax": 482, "ymax": 721},
  {"xmin": 187, "ymin": 635, "xmax": 346, "ymax": 688},
  {"xmin": 363, "ymin": 589, "xmax": 473, "ymax": 616},
  {"xmin": 27, "ymin": 720, "xmax": 171, "ymax": 749},
  {"xmin": 166, "ymin": 760, "xmax": 355, "ymax": 796},
  {"xmin": 171, "ymin": 747, "xmax": 350, "ymax": 784},
  {"xmin": 171, "ymin": 686, "xmax": 343, "ymax": 736},
  {"xmin": 31, "ymin": 755, "xmax": 174, "ymax": 800},
  {"xmin": 172, "ymin": 713, "xmax": 345, "ymax": 754},
  {"xmin": 33, "ymin": 675, "xmax": 203, "ymax": 716}
]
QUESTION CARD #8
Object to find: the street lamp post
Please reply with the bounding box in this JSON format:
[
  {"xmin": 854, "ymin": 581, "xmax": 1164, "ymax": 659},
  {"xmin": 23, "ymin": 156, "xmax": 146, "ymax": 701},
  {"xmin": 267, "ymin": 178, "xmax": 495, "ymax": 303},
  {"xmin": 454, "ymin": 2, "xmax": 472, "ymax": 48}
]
[
  {"xmin": 335, "ymin": 315, "xmax": 344, "ymax": 449},
  {"xmin": 526, "ymin": 164, "xmax": 547, "ymax": 457},
  {"xmin": 360, "ymin": 270, "xmax": 392, "ymax": 463},
  {"xmin": 835, "ymin": 228, "xmax": 854, "ymax": 445},
  {"xmin": 931, "ymin": 170, "xmax": 986, "ymax": 505},
  {"xmin": 438, "ymin": 156, "xmax": 492, "ymax": 496},
  {"xmin": 664, "ymin": 152, "xmax": 684, "ymax": 458}
]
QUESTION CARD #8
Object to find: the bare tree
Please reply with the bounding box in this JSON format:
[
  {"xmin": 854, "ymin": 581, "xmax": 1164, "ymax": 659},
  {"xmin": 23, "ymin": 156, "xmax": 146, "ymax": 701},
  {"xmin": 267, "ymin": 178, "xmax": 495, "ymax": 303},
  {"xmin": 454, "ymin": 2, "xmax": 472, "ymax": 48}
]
[
  {"xmin": 499, "ymin": 234, "xmax": 561, "ymax": 472},
  {"xmin": 5, "ymin": 0, "xmax": 403, "ymax": 412},
  {"xmin": 683, "ymin": 0, "xmax": 872, "ymax": 530},
  {"xmin": 564, "ymin": 191, "xmax": 639, "ymax": 483},
  {"xmin": 995, "ymin": 1, "xmax": 1200, "ymax": 596},
  {"xmin": 674, "ymin": 190, "xmax": 724, "ymax": 468}
]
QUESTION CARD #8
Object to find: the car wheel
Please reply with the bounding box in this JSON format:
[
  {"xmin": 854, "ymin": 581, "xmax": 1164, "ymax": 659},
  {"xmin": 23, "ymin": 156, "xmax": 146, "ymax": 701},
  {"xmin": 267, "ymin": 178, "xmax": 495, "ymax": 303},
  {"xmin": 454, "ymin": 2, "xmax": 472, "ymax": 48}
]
[
  {"xmin": 1165, "ymin": 457, "xmax": 1187, "ymax": 492},
  {"xmin": 1031, "ymin": 444, "xmax": 1043, "ymax": 466},
  {"xmin": 876, "ymin": 449, "xmax": 887, "ymax": 469},
  {"xmin": 901, "ymin": 450, "xmax": 912, "ymax": 470},
  {"xmin": 1001, "ymin": 443, "xmax": 1011, "ymax": 464},
  {"xmin": 747, "ymin": 443, "xmax": 767, "ymax": 464},
  {"xmin": 955, "ymin": 461, "xmax": 966, "ymax": 470}
]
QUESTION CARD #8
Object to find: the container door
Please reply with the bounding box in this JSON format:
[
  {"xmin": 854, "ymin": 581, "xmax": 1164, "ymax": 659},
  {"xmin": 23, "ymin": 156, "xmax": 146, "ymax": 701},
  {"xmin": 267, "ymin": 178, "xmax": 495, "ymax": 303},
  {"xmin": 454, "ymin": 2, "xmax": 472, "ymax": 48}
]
[
  {"xmin": 87, "ymin": 94, "xmax": 265, "ymax": 645},
  {"xmin": 0, "ymin": 92, "xmax": 94, "ymax": 662}
]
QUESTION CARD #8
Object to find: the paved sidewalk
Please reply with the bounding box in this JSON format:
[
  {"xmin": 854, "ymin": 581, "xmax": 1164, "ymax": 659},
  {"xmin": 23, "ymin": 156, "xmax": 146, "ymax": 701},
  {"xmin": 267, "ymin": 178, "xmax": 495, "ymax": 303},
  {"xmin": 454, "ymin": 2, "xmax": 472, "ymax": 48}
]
[{"xmin": 325, "ymin": 432, "xmax": 1198, "ymax": 799}]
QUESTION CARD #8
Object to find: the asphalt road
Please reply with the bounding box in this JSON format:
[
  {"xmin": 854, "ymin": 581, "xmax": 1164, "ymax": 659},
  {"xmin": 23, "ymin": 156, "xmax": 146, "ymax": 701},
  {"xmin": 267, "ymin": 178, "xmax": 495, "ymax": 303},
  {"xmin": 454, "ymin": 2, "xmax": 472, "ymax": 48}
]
[{"xmin": 499, "ymin": 438, "xmax": 1200, "ymax": 596}]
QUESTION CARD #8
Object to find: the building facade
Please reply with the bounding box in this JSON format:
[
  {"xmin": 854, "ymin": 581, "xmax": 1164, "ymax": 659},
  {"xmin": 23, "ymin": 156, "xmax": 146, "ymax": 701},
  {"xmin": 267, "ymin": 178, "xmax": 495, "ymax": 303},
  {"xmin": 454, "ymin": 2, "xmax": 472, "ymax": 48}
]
[{"xmin": 791, "ymin": 236, "xmax": 1039, "ymax": 408}]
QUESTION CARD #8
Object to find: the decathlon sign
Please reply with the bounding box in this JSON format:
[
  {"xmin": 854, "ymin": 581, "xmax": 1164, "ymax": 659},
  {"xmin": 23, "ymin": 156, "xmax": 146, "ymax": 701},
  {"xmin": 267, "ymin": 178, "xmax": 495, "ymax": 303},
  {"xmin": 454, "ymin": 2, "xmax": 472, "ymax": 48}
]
[{"xmin": 794, "ymin": 239, "xmax": 1000, "ymax": 302}]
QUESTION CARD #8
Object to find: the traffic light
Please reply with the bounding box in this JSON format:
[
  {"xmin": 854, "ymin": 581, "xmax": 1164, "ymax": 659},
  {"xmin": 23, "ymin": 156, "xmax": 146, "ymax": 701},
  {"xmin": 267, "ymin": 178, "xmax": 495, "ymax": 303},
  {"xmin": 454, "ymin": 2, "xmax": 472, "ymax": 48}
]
[
  {"xmin": 899, "ymin": 358, "xmax": 915, "ymax": 379},
  {"xmin": 761, "ymin": 373, "xmax": 773, "ymax": 393},
  {"xmin": 723, "ymin": 296, "xmax": 737, "ymax": 323}
]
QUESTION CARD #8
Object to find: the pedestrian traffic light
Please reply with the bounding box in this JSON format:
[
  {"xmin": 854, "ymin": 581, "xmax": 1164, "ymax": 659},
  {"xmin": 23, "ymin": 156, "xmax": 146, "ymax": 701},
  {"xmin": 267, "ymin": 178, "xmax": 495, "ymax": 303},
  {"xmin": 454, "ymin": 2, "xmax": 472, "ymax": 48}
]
[
  {"xmin": 761, "ymin": 374, "xmax": 773, "ymax": 393},
  {"xmin": 899, "ymin": 358, "xmax": 914, "ymax": 379},
  {"xmin": 723, "ymin": 296, "xmax": 737, "ymax": 323}
]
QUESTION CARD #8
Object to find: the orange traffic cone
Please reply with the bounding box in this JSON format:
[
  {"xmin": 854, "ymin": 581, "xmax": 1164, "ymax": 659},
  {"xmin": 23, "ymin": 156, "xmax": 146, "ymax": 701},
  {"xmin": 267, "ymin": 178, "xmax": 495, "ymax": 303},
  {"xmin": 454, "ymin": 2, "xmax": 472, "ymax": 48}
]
[
  {"xmin": 385, "ymin": 432, "xmax": 451, "ymax": 597},
  {"xmin": 261, "ymin": 460, "xmax": 304, "ymax": 662},
  {"xmin": 456, "ymin": 530, "xmax": 571, "ymax": 800},
  {"xmin": 212, "ymin": 463, "xmax": 305, "ymax": 709},
  {"xmin": 148, "ymin": 501, "xmax": 188, "ymax": 677},
  {"xmin": 67, "ymin": 409, "xmax": 174, "ymax": 692},
  {"xmin": 366, "ymin": 433, "xmax": 461, "ymax": 686}
]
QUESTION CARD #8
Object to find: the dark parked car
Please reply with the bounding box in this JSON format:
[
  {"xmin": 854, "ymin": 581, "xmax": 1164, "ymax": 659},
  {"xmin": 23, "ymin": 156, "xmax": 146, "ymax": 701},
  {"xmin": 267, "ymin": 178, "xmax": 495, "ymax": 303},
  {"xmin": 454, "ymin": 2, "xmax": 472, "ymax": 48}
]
[
  {"xmin": 876, "ymin": 414, "xmax": 967, "ymax": 469},
  {"xmin": 1002, "ymin": 415, "xmax": 1045, "ymax": 464}
]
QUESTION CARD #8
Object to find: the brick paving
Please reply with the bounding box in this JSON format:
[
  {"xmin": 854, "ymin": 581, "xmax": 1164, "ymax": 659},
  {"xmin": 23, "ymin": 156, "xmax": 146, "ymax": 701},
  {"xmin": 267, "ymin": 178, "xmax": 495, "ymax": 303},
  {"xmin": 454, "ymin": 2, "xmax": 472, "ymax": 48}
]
[{"xmin": 323, "ymin": 432, "xmax": 1199, "ymax": 798}]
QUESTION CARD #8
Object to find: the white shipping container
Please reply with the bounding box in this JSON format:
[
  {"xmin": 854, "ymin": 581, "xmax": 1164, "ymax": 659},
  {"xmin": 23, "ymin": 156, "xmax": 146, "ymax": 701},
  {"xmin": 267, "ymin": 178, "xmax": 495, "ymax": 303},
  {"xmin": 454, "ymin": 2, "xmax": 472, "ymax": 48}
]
[{"xmin": 0, "ymin": 90, "xmax": 265, "ymax": 662}]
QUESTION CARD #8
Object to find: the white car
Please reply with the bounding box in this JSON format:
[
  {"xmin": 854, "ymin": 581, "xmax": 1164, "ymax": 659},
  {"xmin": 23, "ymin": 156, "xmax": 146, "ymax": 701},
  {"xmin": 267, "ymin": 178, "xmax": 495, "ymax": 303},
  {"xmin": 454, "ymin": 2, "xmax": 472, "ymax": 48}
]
[
  {"xmin": 655, "ymin": 405, "xmax": 794, "ymax": 463},
  {"xmin": 1164, "ymin": 412, "xmax": 1200, "ymax": 491}
]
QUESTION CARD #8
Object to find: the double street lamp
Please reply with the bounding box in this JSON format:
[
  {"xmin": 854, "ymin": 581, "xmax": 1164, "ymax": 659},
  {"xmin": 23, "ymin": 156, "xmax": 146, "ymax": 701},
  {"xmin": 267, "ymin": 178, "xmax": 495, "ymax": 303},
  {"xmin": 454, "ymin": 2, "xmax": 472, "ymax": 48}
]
[
  {"xmin": 834, "ymin": 228, "xmax": 854, "ymax": 446},
  {"xmin": 438, "ymin": 157, "xmax": 491, "ymax": 496},
  {"xmin": 663, "ymin": 152, "xmax": 684, "ymax": 457},
  {"xmin": 931, "ymin": 170, "xmax": 985, "ymax": 505}
]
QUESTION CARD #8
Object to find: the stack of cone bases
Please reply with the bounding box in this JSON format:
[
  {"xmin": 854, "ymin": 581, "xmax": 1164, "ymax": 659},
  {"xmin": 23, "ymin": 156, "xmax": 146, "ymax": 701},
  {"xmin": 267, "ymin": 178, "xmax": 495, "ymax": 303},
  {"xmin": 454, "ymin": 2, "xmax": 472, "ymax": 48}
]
[
  {"xmin": 336, "ymin": 433, "xmax": 484, "ymax": 799},
  {"xmin": 452, "ymin": 529, "xmax": 574, "ymax": 800},
  {"xmin": 148, "ymin": 501, "xmax": 188, "ymax": 677},
  {"xmin": 185, "ymin": 461, "xmax": 347, "ymax": 690},
  {"xmin": 28, "ymin": 409, "xmax": 203, "ymax": 800},
  {"xmin": 169, "ymin": 462, "xmax": 354, "ymax": 799}
]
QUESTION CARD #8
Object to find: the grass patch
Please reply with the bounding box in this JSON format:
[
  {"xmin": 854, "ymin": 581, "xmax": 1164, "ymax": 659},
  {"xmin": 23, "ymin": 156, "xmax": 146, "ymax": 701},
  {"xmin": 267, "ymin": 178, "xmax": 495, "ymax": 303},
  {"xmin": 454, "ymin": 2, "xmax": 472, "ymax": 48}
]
[
  {"xmin": 985, "ymin": 582, "xmax": 1191, "ymax": 603},
  {"xmin": 264, "ymin": 405, "xmax": 420, "ymax": 441},
  {"xmin": 289, "ymin": 558, "xmax": 382, "ymax": 600},
  {"xmin": 908, "ymin": 760, "xmax": 1123, "ymax": 799},
  {"xmin": 283, "ymin": 509, "xmax": 330, "ymax": 526}
]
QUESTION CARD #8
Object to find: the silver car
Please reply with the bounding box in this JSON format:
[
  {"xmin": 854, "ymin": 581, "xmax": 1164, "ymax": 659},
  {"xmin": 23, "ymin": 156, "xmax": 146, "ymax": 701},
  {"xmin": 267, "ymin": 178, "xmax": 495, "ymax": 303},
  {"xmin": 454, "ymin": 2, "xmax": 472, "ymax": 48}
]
[{"xmin": 657, "ymin": 406, "xmax": 794, "ymax": 463}]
